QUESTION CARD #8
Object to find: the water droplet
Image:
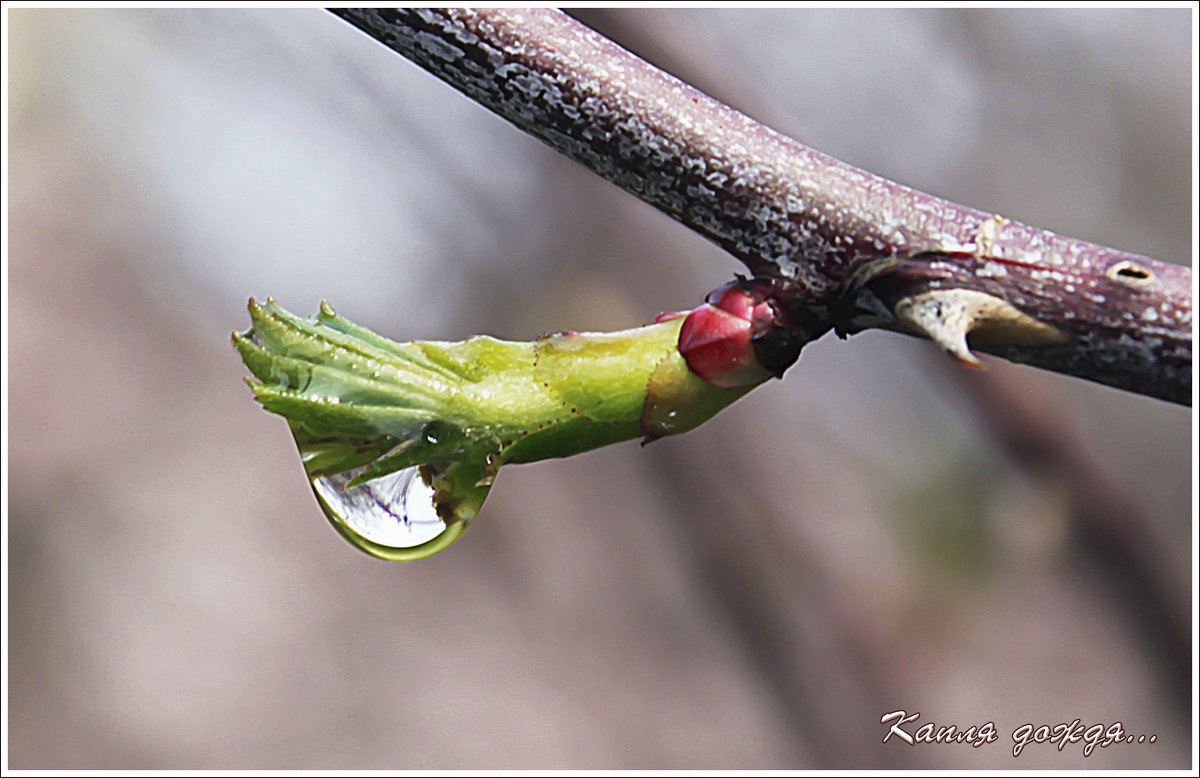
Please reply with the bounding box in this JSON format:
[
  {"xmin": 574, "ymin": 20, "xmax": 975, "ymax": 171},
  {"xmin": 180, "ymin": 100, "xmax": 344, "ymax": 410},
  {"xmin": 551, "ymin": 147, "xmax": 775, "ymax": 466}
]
[{"xmin": 311, "ymin": 465, "xmax": 465, "ymax": 560}]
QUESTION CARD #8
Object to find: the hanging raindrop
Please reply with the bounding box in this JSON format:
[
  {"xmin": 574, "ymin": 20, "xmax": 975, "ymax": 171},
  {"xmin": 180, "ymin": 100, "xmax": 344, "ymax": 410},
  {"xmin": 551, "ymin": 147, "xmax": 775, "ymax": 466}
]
[{"xmin": 310, "ymin": 465, "xmax": 468, "ymax": 561}]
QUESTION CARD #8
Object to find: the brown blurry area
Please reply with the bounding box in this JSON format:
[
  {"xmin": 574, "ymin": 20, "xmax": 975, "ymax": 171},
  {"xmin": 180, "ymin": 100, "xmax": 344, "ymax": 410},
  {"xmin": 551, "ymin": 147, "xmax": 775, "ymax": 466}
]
[{"xmin": 6, "ymin": 8, "xmax": 1192, "ymax": 769}]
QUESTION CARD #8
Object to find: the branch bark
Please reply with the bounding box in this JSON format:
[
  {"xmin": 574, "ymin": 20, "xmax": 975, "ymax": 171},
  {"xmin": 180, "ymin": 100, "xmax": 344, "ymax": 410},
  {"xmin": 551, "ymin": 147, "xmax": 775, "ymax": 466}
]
[{"xmin": 330, "ymin": 8, "xmax": 1192, "ymax": 405}]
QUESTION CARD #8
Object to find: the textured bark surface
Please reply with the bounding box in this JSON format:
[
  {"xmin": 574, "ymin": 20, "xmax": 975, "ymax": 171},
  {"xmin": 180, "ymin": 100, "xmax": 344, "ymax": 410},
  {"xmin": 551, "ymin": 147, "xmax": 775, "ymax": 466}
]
[{"xmin": 331, "ymin": 8, "xmax": 1191, "ymax": 404}]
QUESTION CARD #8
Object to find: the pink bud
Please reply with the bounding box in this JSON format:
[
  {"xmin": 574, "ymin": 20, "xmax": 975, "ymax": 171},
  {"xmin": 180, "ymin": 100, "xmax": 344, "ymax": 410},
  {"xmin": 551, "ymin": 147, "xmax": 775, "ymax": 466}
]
[
  {"xmin": 679, "ymin": 288, "xmax": 770, "ymax": 388},
  {"xmin": 678, "ymin": 278, "xmax": 803, "ymax": 388}
]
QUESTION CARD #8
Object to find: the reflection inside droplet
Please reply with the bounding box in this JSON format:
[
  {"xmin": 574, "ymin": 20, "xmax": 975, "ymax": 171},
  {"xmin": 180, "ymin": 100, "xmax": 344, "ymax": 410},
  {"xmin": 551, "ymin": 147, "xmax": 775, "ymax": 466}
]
[{"xmin": 312, "ymin": 466, "xmax": 447, "ymax": 548}]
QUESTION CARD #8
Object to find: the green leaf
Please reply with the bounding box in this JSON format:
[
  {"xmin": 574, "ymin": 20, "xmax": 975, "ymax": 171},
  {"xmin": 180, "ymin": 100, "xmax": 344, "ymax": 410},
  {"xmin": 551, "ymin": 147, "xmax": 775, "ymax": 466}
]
[{"xmin": 235, "ymin": 298, "xmax": 768, "ymax": 560}]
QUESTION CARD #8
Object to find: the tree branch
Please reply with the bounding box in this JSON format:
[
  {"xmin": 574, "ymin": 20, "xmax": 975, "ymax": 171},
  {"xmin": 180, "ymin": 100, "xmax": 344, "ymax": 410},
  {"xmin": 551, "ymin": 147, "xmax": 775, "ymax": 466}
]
[{"xmin": 329, "ymin": 8, "xmax": 1191, "ymax": 405}]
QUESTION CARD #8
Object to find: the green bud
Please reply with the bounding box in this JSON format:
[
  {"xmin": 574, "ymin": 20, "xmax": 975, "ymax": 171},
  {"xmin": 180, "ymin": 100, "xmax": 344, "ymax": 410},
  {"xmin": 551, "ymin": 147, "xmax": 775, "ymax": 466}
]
[{"xmin": 233, "ymin": 296, "xmax": 782, "ymax": 561}]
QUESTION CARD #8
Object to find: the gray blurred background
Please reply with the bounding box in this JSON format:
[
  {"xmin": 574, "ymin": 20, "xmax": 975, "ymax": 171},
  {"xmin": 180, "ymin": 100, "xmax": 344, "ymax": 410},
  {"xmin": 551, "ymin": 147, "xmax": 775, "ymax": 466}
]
[{"xmin": 7, "ymin": 8, "xmax": 1192, "ymax": 769}]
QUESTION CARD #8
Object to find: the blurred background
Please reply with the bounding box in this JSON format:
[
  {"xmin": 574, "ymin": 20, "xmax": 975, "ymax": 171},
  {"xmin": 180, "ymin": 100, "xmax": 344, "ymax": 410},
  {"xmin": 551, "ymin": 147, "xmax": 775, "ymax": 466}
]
[{"xmin": 7, "ymin": 7, "xmax": 1193, "ymax": 769}]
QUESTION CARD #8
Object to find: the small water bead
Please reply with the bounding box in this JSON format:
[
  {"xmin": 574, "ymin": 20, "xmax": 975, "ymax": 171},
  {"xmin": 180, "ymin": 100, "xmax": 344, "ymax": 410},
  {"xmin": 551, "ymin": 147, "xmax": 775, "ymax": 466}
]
[{"xmin": 312, "ymin": 465, "xmax": 447, "ymax": 550}]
